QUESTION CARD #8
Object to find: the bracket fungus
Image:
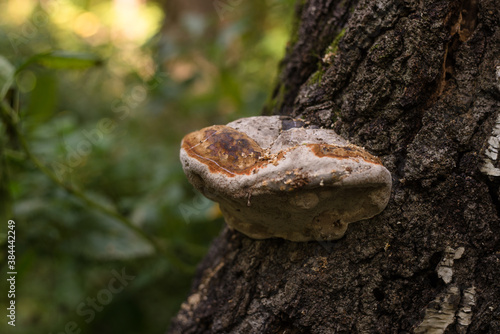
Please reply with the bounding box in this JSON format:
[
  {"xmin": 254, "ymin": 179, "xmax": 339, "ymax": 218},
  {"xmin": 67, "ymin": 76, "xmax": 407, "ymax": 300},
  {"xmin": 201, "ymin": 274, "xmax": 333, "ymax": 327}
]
[{"xmin": 180, "ymin": 116, "xmax": 391, "ymax": 241}]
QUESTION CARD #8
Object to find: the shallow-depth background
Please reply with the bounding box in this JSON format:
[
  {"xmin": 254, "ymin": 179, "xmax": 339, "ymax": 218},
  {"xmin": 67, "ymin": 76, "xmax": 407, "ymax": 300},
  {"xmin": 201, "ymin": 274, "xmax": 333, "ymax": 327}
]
[{"xmin": 0, "ymin": 0, "xmax": 295, "ymax": 332}]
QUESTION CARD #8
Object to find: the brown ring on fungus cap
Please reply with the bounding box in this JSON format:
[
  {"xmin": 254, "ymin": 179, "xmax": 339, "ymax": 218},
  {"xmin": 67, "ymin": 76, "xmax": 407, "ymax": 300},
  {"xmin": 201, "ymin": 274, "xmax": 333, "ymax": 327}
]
[
  {"xmin": 181, "ymin": 125, "xmax": 265, "ymax": 176},
  {"xmin": 179, "ymin": 116, "xmax": 392, "ymax": 242}
]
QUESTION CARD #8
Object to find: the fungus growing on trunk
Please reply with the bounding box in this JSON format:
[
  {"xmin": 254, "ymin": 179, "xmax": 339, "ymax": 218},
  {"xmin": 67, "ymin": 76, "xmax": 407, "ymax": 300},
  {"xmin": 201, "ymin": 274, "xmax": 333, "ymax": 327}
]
[{"xmin": 180, "ymin": 116, "xmax": 392, "ymax": 241}]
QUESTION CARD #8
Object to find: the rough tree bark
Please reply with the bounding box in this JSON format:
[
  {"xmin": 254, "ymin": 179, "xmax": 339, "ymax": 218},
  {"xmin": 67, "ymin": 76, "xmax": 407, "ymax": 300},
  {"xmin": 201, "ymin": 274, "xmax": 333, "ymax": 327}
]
[{"xmin": 168, "ymin": 0, "xmax": 500, "ymax": 332}]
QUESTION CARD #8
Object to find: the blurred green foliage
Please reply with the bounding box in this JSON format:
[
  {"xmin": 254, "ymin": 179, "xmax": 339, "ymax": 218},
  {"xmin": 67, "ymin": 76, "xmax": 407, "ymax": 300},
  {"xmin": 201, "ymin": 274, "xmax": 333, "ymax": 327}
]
[{"xmin": 0, "ymin": 0, "xmax": 295, "ymax": 333}]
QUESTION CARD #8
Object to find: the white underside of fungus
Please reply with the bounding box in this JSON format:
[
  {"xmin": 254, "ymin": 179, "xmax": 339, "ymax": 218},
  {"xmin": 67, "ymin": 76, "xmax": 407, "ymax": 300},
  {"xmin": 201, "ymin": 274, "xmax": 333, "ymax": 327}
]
[{"xmin": 180, "ymin": 116, "xmax": 392, "ymax": 241}]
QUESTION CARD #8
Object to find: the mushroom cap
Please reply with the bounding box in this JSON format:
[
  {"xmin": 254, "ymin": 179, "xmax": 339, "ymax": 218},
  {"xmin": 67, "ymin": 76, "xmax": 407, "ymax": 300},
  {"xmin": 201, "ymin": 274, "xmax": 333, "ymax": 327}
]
[{"xmin": 180, "ymin": 116, "xmax": 392, "ymax": 241}]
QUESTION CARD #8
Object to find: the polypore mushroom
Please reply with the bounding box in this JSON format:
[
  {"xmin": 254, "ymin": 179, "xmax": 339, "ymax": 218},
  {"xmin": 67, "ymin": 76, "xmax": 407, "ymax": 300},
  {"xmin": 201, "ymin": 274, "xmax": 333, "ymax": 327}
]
[{"xmin": 179, "ymin": 116, "xmax": 392, "ymax": 241}]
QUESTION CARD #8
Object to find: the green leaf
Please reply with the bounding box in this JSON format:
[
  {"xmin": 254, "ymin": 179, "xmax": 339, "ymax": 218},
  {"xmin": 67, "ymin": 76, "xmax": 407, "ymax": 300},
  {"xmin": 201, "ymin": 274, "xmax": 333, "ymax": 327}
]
[
  {"xmin": 19, "ymin": 51, "xmax": 103, "ymax": 71},
  {"xmin": 0, "ymin": 55, "xmax": 15, "ymax": 100},
  {"xmin": 25, "ymin": 72, "xmax": 57, "ymax": 128}
]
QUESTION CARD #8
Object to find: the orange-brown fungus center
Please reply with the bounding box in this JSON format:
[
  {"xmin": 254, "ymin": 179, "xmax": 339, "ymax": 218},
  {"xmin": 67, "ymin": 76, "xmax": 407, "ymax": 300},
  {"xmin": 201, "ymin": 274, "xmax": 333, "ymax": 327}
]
[
  {"xmin": 308, "ymin": 144, "xmax": 381, "ymax": 164},
  {"xmin": 182, "ymin": 125, "xmax": 265, "ymax": 176}
]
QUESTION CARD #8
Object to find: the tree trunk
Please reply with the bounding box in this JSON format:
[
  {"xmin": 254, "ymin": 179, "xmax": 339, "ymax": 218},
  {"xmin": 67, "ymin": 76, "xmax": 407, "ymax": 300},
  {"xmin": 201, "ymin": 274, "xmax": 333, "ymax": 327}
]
[{"xmin": 168, "ymin": 0, "xmax": 500, "ymax": 332}]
